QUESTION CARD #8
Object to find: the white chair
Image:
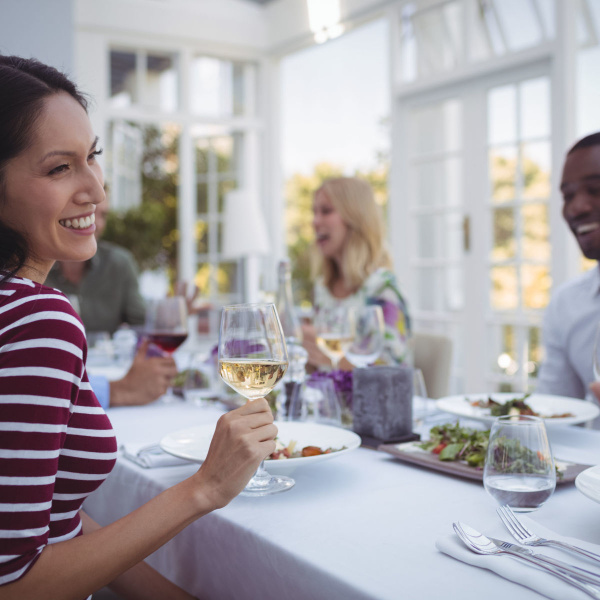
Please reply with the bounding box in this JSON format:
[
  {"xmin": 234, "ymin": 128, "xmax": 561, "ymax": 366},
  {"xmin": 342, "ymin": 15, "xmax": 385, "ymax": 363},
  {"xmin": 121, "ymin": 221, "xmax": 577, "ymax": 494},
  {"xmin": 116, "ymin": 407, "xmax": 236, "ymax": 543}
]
[{"xmin": 412, "ymin": 332, "xmax": 453, "ymax": 399}]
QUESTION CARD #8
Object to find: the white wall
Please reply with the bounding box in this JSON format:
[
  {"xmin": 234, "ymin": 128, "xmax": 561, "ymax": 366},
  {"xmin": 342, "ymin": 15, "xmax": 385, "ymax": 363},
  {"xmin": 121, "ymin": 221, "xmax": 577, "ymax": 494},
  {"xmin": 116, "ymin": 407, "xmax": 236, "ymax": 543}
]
[
  {"xmin": 75, "ymin": 0, "xmax": 268, "ymax": 50},
  {"xmin": 0, "ymin": 0, "xmax": 75, "ymax": 72}
]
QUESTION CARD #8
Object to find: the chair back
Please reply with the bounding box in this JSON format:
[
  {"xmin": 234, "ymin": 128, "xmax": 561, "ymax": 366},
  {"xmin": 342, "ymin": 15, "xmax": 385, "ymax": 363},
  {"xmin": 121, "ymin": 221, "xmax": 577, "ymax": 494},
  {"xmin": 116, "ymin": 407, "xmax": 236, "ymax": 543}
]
[{"xmin": 412, "ymin": 332, "xmax": 453, "ymax": 399}]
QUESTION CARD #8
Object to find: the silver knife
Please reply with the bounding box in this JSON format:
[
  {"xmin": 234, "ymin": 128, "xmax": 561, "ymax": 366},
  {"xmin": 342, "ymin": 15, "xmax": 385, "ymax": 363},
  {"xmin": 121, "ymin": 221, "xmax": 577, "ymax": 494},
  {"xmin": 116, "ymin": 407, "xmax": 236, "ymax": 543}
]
[{"xmin": 490, "ymin": 536, "xmax": 600, "ymax": 587}]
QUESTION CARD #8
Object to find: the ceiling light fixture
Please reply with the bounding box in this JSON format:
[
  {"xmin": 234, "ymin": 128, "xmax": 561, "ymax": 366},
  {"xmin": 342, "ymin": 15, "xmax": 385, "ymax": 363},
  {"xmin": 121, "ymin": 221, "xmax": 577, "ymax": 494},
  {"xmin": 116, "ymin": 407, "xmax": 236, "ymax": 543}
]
[{"xmin": 307, "ymin": 0, "xmax": 344, "ymax": 44}]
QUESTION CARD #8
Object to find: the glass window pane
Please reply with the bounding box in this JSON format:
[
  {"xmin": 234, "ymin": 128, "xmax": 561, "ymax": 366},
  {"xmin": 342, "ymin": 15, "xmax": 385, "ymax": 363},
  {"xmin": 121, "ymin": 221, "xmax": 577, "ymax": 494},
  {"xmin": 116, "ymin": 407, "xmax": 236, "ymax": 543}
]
[
  {"xmin": 412, "ymin": 99, "xmax": 461, "ymax": 155},
  {"xmin": 522, "ymin": 204, "xmax": 550, "ymax": 261},
  {"xmin": 196, "ymin": 219, "xmax": 208, "ymax": 253},
  {"xmin": 417, "ymin": 268, "xmax": 438, "ymax": 311},
  {"xmin": 232, "ymin": 63, "xmax": 246, "ymax": 116},
  {"xmin": 488, "ymin": 85, "xmax": 516, "ymax": 145},
  {"xmin": 415, "ymin": 162, "xmax": 439, "ymax": 208},
  {"xmin": 534, "ymin": 0, "xmax": 555, "ymax": 39},
  {"xmin": 445, "ymin": 157, "xmax": 462, "ymax": 206},
  {"xmin": 196, "ymin": 140, "xmax": 209, "ymax": 175},
  {"xmin": 416, "ymin": 215, "xmax": 438, "ymax": 259},
  {"xmin": 218, "ymin": 180, "xmax": 237, "ymax": 213},
  {"xmin": 445, "ymin": 266, "xmax": 464, "ymax": 310},
  {"xmin": 490, "ymin": 146, "xmax": 517, "ymax": 202},
  {"xmin": 528, "ymin": 326, "xmax": 542, "ymax": 378},
  {"xmin": 491, "ymin": 266, "xmax": 518, "ymax": 310},
  {"xmin": 110, "ymin": 51, "xmax": 137, "ymax": 108},
  {"xmin": 520, "ymin": 77, "xmax": 550, "ymax": 139},
  {"xmin": 191, "ymin": 57, "xmax": 226, "ymax": 116},
  {"xmin": 492, "ymin": 207, "xmax": 516, "ymax": 261},
  {"xmin": 493, "ymin": 0, "xmax": 543, "ymax": 52},
  {"xmin": 522, "ymin": 265, "xmax": 551, "ymax": 309},
  {"xmin": 466, "ymin": 0, "xmax": 502, "ymax": 62},
  {"xmin": 415, "ymin": 157, "xmax": 462, "ymax": 208},
  {"xmin": 522, "ymin": 141, "xmax": 551, "ymax": 199},
  {"xmin": 490, "ymin": 324, "xmax": 518, "ymax": 375},
  {"xmin": 197, "ymin": 183, "xmax": 208, "ymax": 215},
  {"xmin": 145, "ymin": 54, "xmax": 178, "ymax": 112},
  {"xmin": 213, "ymin": 137, "xmax": 235, "ymax": 173},
  {"xmin": 445, "ymin": 212, "xmax": 463, "ymax": 260},
  {"xmin": 190, "ymin": 58, "xmax": 252, "ymax": 117},
  {"xmin": 217, "ymin": 262, "xmax": 240, "ymax": 294}
]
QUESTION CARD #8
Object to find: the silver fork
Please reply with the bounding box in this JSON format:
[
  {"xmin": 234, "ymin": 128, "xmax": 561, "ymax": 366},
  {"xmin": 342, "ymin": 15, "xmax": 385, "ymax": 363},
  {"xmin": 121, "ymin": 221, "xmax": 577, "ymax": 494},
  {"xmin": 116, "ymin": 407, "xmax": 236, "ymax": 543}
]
[
  {"xmin": 497, "ymin": 505, "xmax": 600, "ymax": 565},
  {"xmin": 453, "ymin": 522, "xmax": 600, "ymax": 599}
]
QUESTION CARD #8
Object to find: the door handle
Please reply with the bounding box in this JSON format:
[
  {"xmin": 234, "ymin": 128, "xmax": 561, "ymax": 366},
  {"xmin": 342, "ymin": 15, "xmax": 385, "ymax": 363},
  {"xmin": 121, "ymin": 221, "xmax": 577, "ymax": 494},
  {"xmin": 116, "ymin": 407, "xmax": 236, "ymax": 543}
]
[{"xmin": 462, "ymin": 215, "xmax": 470, "ymax": 252}]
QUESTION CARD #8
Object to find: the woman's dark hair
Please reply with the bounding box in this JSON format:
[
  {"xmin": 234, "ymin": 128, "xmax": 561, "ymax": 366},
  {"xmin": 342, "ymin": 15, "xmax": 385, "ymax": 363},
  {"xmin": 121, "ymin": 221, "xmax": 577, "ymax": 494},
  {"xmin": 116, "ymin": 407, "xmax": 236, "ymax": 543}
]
[
  {"xmin": 0, "ymin": 55, "xmax": 88, "ymax": 285},
  {"xmin": 568, "ymin": 132, "xmax": 600, "ymax": 155}
]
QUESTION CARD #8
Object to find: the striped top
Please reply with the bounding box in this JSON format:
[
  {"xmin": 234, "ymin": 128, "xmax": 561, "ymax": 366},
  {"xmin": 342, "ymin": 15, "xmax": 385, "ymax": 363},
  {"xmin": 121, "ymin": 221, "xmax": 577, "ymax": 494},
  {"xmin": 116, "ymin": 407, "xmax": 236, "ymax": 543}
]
[{"xmin": 0, "ymin": 275, "xmax": 117, "ymax": 588}]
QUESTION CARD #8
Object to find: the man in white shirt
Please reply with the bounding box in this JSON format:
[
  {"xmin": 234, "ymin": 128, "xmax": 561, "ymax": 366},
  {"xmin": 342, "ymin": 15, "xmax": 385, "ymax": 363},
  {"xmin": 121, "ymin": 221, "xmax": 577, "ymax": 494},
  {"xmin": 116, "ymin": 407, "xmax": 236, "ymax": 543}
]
[{"xmin": 536, "ymin": 132, "xmax": 600, "ymax": 400}]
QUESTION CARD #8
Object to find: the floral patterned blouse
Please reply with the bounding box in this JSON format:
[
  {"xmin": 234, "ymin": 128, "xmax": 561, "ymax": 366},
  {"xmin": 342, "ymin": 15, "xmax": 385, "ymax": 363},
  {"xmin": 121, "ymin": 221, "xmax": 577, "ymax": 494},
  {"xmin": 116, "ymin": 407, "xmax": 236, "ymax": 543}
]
[{"xmin": 313, "ymin": 267, "xmax": 411, "ymax": 364}]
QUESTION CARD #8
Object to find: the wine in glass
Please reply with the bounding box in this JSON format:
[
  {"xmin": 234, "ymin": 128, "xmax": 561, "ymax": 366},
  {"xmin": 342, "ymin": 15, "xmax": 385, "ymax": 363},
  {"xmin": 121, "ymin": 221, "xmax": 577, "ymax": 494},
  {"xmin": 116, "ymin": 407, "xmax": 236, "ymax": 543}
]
[
  {"xmin": 144, "ymin": 296, "xmax": 189, "ymax": 402},
  {"xmin": 345, "ymin": 305, "xmax": 384, "ymax": 368},
  {"xmin": 314, "ymin": 306, "xmax": 355, "ymax": 370},
  {"xmin": 218, "ymin": 303, "xmax": 294, "ymax": 496}
]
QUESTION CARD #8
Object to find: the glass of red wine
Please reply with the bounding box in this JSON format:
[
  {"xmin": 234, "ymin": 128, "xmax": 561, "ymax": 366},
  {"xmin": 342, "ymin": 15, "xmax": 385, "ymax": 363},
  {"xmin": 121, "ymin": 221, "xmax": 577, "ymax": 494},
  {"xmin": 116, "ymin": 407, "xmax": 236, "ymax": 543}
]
[{"xmin": 144, "ymin": 296, "xmax": 189, "ymax": 403}]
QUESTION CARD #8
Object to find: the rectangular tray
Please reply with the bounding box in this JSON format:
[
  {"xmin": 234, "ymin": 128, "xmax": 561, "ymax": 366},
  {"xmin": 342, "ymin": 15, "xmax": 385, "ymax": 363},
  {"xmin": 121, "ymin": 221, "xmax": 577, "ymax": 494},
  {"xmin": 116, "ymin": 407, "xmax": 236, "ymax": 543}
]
[{"xmin": 378, "ymin": 441, "xmax": 590, "ymax": 485}]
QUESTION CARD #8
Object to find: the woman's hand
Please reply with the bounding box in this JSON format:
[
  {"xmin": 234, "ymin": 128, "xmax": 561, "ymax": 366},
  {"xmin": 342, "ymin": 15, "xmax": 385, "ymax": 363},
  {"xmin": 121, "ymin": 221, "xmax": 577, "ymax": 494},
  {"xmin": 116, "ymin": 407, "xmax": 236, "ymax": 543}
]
[{"xmin": 193, "ymin": 398, "xmax": 277, "ymax": 509}]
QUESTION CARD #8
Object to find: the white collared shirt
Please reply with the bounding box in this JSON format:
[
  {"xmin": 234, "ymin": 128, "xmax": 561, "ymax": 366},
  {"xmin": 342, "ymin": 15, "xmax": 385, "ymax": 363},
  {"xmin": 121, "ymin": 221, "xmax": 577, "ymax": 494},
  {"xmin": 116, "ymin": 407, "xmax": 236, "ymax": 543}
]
[{"xmin": 536, "ymin": 265, "xmax": 600, "ymax": 400}]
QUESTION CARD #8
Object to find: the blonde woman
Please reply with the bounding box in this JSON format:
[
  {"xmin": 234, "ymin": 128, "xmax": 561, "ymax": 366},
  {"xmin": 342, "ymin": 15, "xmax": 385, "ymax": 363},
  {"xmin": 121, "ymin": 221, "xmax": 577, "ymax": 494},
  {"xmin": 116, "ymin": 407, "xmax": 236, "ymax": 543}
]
[{"xmin": 302, "ymin": 177, "xmax": 411, "ymax": 370}]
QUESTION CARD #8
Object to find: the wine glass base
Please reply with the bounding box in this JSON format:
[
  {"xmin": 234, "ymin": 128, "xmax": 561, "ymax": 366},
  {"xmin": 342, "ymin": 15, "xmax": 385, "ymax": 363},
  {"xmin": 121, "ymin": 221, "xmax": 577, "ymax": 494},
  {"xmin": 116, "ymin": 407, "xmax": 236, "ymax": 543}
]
[{"xmin": 239, "ymin": 475, "xmax": 295, "ymax": 497}]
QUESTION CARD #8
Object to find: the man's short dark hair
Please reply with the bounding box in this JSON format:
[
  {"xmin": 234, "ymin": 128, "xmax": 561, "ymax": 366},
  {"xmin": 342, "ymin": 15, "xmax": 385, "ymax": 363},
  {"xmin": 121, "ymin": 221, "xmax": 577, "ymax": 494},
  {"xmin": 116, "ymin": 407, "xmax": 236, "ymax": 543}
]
[{"xmin": 568, "ymin": 132, "xmax": 600, "ymax": 155}]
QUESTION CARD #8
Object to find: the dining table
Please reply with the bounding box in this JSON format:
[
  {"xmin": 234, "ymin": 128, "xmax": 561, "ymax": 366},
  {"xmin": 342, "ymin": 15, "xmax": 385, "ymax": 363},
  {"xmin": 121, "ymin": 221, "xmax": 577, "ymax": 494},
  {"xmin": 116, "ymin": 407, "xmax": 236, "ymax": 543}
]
[{"xmin": 83, "ymin": 399, "xmax": 600, "ymax": 600}]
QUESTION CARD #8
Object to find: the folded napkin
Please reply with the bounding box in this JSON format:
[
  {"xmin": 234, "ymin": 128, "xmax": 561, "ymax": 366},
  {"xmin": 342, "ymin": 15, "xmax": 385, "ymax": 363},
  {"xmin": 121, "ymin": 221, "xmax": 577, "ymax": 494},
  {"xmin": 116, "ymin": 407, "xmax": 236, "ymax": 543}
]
[
  {"xmin": 436, "ymin": 517, "xmax": 600, "ymax": 600},
  {"xmin": 121, "ymin": 443, "xmax": 193, "ymax": 468}
]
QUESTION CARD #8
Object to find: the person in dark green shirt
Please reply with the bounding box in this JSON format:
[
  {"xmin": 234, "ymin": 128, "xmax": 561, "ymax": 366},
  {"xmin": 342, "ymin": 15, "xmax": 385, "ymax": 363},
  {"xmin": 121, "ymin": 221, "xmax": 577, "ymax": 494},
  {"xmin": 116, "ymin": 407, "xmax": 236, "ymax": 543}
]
[{"xmin": 46, "ymin": 198, "xmax": 145, "ymax": 334}]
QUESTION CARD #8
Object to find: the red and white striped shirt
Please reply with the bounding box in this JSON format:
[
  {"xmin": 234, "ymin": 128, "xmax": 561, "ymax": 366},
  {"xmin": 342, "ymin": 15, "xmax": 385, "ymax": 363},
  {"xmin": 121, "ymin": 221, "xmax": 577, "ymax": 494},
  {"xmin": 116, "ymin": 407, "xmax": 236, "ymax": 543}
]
[{"xmin": 0, "ymin": 275, "xmax": 117, "ymax": 587}]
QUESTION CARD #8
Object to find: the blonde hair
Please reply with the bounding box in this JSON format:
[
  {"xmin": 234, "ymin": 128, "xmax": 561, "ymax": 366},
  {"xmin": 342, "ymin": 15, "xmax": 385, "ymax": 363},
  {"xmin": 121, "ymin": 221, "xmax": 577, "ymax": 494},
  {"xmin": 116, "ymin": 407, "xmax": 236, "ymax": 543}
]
[{"xmin": 313, "ymin": 177, "xmax": 392, "ymax": 293}]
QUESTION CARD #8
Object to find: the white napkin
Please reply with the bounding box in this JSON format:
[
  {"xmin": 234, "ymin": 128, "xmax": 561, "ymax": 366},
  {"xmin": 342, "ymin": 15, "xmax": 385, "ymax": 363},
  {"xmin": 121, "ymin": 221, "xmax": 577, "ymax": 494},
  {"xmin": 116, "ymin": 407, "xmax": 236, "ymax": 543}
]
[
  {"xmin": 121, "ymin": 443, "xmax": 193, "ymax": 468},
  {"xmin": 436, "ymin": 517, "xmax": 600, "ymax": 600}
]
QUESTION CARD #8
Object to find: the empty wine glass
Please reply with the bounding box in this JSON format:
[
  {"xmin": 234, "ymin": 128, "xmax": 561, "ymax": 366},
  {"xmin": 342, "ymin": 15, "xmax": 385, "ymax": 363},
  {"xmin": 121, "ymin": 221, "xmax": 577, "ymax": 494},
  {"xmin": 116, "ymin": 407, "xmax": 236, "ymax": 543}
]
[
  {"xmin": 483, "ymin": 415, "xmax": 556, "ymax": 512},
  {"xmin": 345, "ymin": 305, "xmax": 384, "ymax": 368},
  {"xmin": 144, "ymin": 297, "xmax": 189, "ymax": 403},
  {"xmin": 411, "ymin": 368, "xmax": 430, "ymax": 428},
  {"xmin": 218, "ymin": 303, "xmax": 293, "ymax": 496},
  {"xmin": 290, "ymin": 378, "xmax": 342, "ymax": 427},
  {"xmin": 314, "ymin": 306, "xmax": 355, "ymax": 370}
]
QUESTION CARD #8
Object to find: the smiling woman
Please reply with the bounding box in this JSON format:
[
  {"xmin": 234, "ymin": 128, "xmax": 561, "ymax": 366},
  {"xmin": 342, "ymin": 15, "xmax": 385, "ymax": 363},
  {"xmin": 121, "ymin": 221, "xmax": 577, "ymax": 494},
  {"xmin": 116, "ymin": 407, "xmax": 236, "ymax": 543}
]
[{"xmin": 0, "ymin": 56, "xmax": 278, "ymax": 600}]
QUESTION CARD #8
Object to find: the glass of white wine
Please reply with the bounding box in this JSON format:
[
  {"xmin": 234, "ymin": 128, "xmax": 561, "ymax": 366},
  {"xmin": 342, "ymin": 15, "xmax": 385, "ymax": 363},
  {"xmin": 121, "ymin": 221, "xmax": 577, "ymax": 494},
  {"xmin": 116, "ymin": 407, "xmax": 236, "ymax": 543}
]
[
  {"xmin": 314, "ymin": 306, "xmax": 355, "ymax": 370},
  {"xmin": 218, "ymin": 303, "xmax": 294, "ymax": 496}
]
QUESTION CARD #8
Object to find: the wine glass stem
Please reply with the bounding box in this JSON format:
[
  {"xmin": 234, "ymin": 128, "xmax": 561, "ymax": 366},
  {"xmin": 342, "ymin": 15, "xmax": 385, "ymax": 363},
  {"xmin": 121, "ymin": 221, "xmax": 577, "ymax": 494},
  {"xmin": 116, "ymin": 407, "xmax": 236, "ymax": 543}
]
[
  {"xmin": 331, "ymin": 357, "xmax": 339, "ymax": 370},
  {"xmin": 253, "ymin": 461, "xmax": 270, "ymax": 482}
]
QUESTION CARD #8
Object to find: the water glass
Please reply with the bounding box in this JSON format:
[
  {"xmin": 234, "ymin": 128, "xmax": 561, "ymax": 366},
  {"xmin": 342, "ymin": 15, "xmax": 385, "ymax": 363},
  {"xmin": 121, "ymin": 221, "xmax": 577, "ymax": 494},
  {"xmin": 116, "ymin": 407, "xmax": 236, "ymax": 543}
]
[
  {"xmin": 483, "ymin": 415, "xmax": 556, "ymax": 512},
  {"xmin": 411, "ymin": 368, "xmax": 430, "ymax": 427},
  {"xmin": 182, "ymin": 351, "xmax": 217, "ymax": 407},
  {"xmin": 345, "ymin": 305, "xmax": 385, "ymax": 368},
  {"xmin": 314, "ymin": 306, "xmax": 355, "ymax": 370},
  {"xmin": 290, "ymin": 378, "xmax": 342, "ymax": 427}
]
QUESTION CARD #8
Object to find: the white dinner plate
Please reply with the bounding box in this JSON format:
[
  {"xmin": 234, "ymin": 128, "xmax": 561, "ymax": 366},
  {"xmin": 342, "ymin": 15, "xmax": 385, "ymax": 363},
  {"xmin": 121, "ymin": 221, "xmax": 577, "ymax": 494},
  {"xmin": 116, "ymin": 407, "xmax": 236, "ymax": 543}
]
[
  {"xmin": 435, "ymin": 393, "xmax": 600, "ymax": 427},
  {"xmin": 576, "ymin": 465, "xmax": 600, "ymax": 504},
  {"xmin": 160, "ymin": 421, "xmax": 362, "ymax": 474}
]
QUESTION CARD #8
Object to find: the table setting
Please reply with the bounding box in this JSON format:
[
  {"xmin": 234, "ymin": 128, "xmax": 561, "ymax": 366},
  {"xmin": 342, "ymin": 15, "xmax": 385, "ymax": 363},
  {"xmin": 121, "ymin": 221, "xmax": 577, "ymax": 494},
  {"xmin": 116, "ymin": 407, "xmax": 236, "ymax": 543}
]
[{"xmin": 83, "ymin": 300, "xmax": 600, "ymax": 599}]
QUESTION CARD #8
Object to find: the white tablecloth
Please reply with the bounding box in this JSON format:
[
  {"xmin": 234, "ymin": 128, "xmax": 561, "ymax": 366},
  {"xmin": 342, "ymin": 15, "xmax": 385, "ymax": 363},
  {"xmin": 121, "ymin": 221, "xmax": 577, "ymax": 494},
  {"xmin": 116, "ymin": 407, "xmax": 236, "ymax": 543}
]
[{"xmin": 84, "ymin": 403, "xmax": 600, "ymax": 600}]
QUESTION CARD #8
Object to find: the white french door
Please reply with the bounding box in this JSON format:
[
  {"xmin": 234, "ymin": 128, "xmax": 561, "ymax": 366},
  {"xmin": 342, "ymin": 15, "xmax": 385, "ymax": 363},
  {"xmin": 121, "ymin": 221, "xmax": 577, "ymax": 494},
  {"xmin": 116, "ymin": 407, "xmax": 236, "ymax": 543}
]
[{"xmin": 393, "ymin": 60, "xmax": 553, "ymax": 394}]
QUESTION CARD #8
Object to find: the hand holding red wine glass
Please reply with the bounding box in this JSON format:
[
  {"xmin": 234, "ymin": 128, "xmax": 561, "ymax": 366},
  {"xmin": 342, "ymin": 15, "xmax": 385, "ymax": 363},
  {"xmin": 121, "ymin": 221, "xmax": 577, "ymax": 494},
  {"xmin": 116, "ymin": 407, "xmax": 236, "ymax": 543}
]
[{"xmin": 144, "ymin": 296, "xmax": 189, "ymax": 402}]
